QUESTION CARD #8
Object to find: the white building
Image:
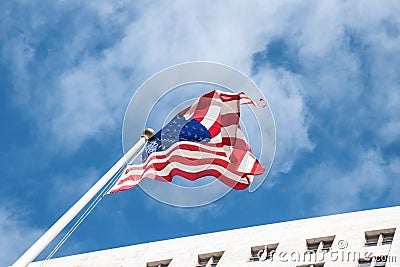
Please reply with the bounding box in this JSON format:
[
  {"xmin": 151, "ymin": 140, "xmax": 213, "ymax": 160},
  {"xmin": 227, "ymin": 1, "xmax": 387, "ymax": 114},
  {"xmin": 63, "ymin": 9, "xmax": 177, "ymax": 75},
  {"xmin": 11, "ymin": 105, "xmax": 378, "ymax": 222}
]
[{"xmin": 29, "ymin": 206, "xmax": 400, "ymax": 267}]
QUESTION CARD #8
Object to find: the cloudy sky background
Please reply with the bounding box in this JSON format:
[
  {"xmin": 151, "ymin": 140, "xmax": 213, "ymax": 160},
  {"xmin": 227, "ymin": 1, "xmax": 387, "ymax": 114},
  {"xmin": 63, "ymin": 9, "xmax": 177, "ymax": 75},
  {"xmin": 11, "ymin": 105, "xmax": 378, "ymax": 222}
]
[{"xmin": 1, "ymin": 0, "xmax": 400, "ymax": 265}]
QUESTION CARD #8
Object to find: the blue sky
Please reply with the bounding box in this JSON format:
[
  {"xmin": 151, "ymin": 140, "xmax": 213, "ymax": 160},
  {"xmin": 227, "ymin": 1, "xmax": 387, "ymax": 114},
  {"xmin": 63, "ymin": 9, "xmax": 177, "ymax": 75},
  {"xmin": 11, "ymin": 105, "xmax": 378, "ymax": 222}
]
[{"xmin": 1, "ymin": 0, "xmax": 400, "ymax": 266}]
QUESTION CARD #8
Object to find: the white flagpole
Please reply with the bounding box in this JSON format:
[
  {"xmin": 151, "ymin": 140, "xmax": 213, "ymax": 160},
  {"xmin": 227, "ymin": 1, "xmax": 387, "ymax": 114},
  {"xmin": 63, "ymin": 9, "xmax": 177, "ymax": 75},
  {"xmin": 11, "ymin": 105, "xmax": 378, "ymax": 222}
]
[{"xmin": 11, "ymin": 128, "xmax": 155, "ymax": 267}]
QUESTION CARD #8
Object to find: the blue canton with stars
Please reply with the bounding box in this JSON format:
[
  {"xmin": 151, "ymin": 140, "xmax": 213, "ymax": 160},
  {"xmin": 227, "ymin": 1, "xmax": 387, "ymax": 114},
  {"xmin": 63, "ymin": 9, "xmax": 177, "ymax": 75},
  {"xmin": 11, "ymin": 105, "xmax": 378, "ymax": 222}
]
[{"xmin": 142, "ymin": 114, "xmax": 211, "ymax": 162}]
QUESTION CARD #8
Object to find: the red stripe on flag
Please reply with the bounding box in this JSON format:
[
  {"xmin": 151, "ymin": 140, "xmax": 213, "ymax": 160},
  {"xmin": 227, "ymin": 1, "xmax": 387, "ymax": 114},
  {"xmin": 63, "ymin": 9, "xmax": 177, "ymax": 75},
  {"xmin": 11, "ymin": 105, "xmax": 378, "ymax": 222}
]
[
  {"xmin": 108, "ymin": 90, "xmax": 267, "ymax": 195},
  {"xmin": 108, "ymin": 168, "xmax": 250, "ymax": 194}
]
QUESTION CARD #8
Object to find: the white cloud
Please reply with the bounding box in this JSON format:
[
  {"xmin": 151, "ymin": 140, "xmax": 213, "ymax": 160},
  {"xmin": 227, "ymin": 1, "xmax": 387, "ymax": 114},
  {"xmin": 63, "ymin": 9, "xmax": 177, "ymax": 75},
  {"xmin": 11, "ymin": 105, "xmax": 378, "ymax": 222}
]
[
  {"xmin": 15, "ymin": 1, "xmax": 314, "ymax": 168},
  {"xmin": 4, "ymin": 0, "xmax": 400, "ymax": 262},
  {"xmin": 48, "ymin": 167, "xmax": 101, "ymax": 209},
  {"xmin": 0, "ymin": 204, "xmax": 42, "ymax": 267},
  {"xmin": 301, "ymin": 150, "xmax": 399, "ymax": 214},
  {"xmin": 50, "ymin": 59, "xmax": 132, "ymax": 151},
  {"xmin": 2, "ymin": 0, "xmax": 400, "ymax": 212},
  {"xmin": 254, "ymin": 69, "xmax": 314, "ymax": 175}
]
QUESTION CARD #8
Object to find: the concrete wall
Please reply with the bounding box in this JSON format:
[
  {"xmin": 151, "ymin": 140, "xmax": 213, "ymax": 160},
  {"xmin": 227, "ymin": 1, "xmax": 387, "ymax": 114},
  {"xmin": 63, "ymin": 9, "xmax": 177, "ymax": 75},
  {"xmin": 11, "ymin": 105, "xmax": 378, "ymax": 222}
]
[{"xmin": 29, "ymin": 206, "xmax": 400, "ymax": 267}]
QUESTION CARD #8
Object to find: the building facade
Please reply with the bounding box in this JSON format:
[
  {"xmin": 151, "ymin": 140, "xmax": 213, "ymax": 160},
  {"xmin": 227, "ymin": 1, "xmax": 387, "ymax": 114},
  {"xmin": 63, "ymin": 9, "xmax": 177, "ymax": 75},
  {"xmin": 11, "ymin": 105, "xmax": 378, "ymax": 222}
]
[{"xmin": 30, "ymin": 206, "xmax": 400, "ymax": 267}]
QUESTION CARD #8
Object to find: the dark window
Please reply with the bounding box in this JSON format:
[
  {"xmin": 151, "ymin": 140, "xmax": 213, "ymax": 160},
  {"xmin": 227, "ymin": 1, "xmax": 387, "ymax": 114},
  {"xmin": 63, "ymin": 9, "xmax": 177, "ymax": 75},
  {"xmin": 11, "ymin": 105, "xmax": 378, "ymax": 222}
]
[
  {"xmin": 306, "ymin": 236, "xmax": 335, "ymax": 253},
  {"xmin": 375, "ymin": 261, "xmax": 387, "ymax": 267},
  {"xmin": 365, "ymin": 228, "xmax": 396, "ymax": 247},
  {"xmin": 197, "ymin": 251, "xmax": 224, "ymax": 267},
  {"xmin": 249, "ymin": 243, "xmax": 278, "ymax": 262},
  {"xmin": 146, "ymin": 259, "xmax": 172, "ymax": 267},
  {"xmin": 359, "ymin": 257, "xmax": 387, "ymax": 267},
  {"xmin": 296, "ymin": 263, "xmax": 324, "ymax": 267},
  {"xmin": 382, "ymin": 232, "xmax": 395, "ymax": 245},
  {"xmin": 365, "ymin": 235, "xmax": 379, "ymax": 247}
]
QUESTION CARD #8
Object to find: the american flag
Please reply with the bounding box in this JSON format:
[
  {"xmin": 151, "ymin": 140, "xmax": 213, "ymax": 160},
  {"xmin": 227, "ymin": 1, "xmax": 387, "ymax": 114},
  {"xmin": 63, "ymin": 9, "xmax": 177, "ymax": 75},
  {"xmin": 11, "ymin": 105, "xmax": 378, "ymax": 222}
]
[{"xmin": 108, "ymin": 90, "xmax": 266, "ymax": 194}]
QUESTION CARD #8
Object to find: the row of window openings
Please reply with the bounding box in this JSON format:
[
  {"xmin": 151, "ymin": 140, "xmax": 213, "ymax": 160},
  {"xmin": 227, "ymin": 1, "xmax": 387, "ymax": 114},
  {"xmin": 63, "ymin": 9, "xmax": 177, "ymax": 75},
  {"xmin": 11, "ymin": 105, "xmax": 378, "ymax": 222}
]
[
  {"xmin": 298, "ymin": 258, "xmax": 389, "ymax": 267},
  {"xmin": 146, "ymin": 252, "xmax": 224, "ymax": 267},
  {"xmin": 146, "ymin": 228, "xmax": 395, "ymax": 267},
  {"xmin": 359, "ymin": 258, "xmax": 388, "ymax": 267},
  {"xmin": 296, "ymin": 261, "xmax": 388, "ymax": 267},
  {"xmin": 147, "ymin": 253, "xmax": 388, "ymax": 267},
  {"xmin": 146, "ymin": 254, "xmax": 386, "ymax": 267},
  {"xmin": 251, "ymin": 228, "xmax": 395, "ymax": 262}
]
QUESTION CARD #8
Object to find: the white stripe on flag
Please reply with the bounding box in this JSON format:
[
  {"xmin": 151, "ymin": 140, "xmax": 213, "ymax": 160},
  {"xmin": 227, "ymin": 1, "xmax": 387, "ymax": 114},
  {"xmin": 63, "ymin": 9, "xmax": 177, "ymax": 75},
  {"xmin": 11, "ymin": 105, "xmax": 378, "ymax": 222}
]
[
  {"xmin": 201, "ymin": 99, "xmax": 221, "ymax": 129},
  {"xmin": 140, "ymin": 162, "xmax": 249, "ymax": 183},
  {"xmin": 237, "ymin": 151, "xmax": 257, "ymax": 173}
]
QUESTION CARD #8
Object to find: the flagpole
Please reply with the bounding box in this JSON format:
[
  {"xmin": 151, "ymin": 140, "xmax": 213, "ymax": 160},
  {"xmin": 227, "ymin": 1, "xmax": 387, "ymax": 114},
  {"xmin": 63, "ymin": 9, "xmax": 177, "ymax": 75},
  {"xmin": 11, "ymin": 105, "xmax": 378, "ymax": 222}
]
[{"xmin": 11, "ymin": 128, "xmax": 155, "ymax": 267}]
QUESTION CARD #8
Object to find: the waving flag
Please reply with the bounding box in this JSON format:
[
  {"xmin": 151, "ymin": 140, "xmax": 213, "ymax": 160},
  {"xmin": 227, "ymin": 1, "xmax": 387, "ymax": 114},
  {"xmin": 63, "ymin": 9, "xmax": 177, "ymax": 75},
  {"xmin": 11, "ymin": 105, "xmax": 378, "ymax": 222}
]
[{"xmin": 108, "ymin": 90, "xmax": 266, "ymax": 194}]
